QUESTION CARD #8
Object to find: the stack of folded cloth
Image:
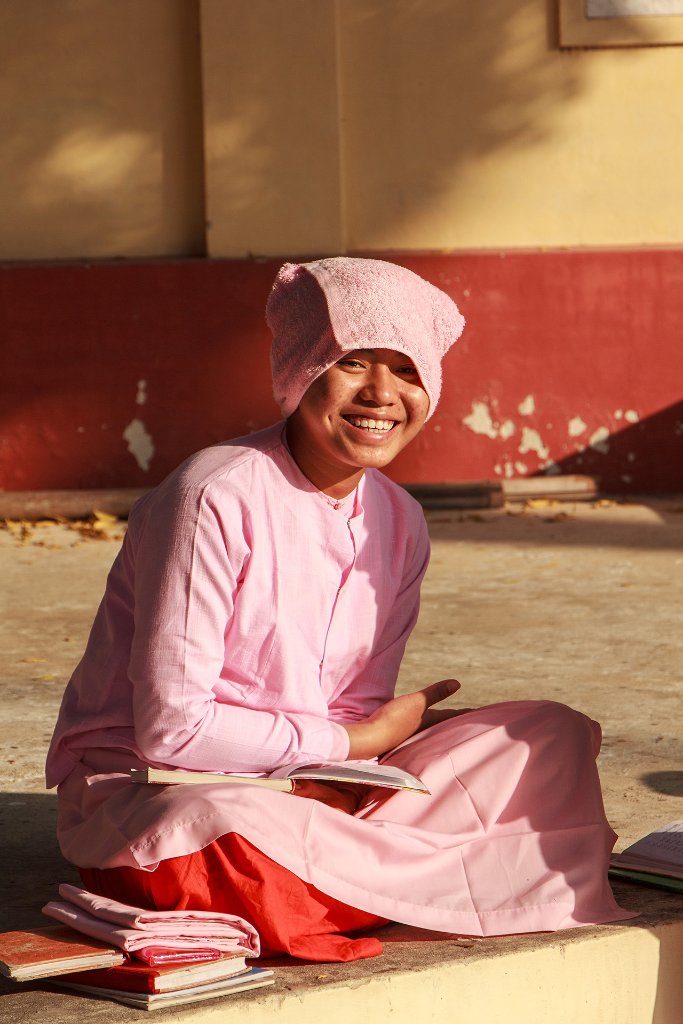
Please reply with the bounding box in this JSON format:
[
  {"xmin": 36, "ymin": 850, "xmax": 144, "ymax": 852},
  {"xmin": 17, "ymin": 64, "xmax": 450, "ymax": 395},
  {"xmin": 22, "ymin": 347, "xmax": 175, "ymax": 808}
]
[{"xmin": 42, "ymin": 883, "xmax": 260, "ymax": 963}]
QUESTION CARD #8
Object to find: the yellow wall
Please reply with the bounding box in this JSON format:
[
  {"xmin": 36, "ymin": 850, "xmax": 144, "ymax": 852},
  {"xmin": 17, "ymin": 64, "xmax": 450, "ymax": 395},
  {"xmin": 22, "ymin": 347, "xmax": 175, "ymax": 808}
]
[
  {"xmin": 0, "ymin": 0, "xmax": 205, "ymax": 260},
  {"xmin": 2, "ymin": 0, "xmax": 683, "ymax": 259}
]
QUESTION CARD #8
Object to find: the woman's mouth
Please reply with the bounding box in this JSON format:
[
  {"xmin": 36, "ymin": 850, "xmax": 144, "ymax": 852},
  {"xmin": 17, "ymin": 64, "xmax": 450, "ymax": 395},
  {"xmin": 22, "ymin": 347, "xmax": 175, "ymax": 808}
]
[{"xmin": 342, "ymin": 415, "xmax": 397, "ymax": 433}]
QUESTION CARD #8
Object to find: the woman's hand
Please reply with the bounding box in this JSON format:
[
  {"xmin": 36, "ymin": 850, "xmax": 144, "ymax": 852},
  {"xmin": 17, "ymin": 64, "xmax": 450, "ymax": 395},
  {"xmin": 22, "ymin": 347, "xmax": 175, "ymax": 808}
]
[
  {"xmin": 342, "ymin": 679, "xmax": 461, "ymax": 759},
  {"xmin": 291, "ymin": 780, "xmax": 362, "ymax": 814}
]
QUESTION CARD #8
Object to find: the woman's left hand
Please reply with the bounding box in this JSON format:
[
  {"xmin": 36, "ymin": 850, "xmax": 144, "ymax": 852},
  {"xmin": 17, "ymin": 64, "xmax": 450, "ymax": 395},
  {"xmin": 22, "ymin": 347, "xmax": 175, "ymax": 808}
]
[{"xmin": 291, "ymin": 780, "xmax": 361, "ymax": 814}]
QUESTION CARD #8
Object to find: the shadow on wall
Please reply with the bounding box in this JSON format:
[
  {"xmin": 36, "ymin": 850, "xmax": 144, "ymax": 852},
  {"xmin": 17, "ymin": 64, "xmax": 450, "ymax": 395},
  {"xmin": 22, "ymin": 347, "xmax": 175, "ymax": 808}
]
[
  {"xmin": 0, "ymin": 792, "xmax": 79, "ymax": 932},
  {"xmin": 548, "ymin": 400, "xmax": 683, "ymax": 494},
  {"xmin": 333, "ymin": 0, "xmax": 654, "ymax": 249},
  {"xmin": 0, "ymin": 0, "xmax": 205, "ymax": 260},
  {"xmin": 0, "ymin": 1, "xmax": 656, "ymax": 260}
]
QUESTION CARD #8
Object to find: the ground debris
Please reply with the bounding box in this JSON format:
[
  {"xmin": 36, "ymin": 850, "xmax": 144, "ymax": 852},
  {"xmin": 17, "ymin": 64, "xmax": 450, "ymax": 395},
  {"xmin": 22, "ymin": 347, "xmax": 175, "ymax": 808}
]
[
  {"xmin": 0, "ymin": 511, "xmax": 124, "ymax": 544},
  {"xmin": 524, "ymin": 498, "xmax": 562, "ymax": 510}
]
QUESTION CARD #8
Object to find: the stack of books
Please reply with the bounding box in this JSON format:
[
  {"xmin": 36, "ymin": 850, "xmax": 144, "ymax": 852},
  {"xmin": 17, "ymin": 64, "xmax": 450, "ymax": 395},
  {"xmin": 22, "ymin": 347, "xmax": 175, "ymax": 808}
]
[{"xmin": 0, "ymin": 924, "xmax": 273, "ymax": 1010}]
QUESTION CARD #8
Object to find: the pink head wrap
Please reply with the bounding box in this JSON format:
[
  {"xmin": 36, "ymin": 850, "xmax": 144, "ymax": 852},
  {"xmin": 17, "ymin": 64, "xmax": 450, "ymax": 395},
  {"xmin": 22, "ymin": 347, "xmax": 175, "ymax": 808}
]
[{"xmin": 267, "ymin": 257, "xmax": 465, "ymax": 420}]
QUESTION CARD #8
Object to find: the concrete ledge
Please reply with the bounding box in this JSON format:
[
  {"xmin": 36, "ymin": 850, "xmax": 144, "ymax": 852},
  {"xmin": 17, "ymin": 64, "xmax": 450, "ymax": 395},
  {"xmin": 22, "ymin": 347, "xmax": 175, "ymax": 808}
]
[{"xmin": 1, "ymin": 894, "xmax": 682, "ymax": 1024}]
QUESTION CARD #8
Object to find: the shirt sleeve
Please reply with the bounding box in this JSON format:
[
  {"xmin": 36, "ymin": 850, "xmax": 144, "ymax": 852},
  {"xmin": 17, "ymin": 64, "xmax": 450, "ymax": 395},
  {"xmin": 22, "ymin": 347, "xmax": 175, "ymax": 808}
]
[
  {"xmin": 128, "ymin": 481, "xmax": 350, "ymax": 773},
  {"xmin": 327, "ymin": 511, "xmax": 431, "ymax": 723}
]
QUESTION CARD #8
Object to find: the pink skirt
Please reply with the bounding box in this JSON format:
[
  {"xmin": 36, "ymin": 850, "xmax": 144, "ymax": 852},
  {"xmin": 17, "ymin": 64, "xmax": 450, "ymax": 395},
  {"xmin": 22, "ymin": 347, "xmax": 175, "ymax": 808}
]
[{"xmin": 56, "ymin": 701, "xmax": 636, "ymax": 939}]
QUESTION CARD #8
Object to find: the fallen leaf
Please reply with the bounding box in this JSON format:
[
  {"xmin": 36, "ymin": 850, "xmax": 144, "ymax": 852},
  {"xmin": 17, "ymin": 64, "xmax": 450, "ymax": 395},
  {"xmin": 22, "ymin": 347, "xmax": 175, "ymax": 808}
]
[
  {"xmin": 93, "ymin": 510, "xmax": 119, "ymax": 526},
  {"xmin": 525, "ymin": 498, "xmax": 560, "ymax": 509}
]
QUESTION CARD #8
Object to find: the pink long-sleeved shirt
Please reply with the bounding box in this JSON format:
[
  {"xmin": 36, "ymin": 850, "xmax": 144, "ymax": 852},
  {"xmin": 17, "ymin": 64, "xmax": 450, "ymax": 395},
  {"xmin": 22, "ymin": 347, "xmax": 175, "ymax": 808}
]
[{"xmin": 46, "ymin": 422, "xmax": 429, "ymax": 789}]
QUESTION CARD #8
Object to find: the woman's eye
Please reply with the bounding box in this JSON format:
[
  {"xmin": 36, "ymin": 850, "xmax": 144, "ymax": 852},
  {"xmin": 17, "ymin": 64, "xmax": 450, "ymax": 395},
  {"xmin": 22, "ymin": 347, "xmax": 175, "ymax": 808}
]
[
  {"xmin": 338, "ymin": 359, "xmax": 364, "ymax": 369},
  {"xmin": 396, "ymin": 365, "xmax": 418, "ymax": 376}
]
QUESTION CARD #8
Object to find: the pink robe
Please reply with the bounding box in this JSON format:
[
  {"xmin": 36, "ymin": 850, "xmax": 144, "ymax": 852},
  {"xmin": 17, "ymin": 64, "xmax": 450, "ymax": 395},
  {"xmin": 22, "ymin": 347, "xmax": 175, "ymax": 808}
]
[{"xmin": 47, "ymin": 422, "xmax": 634, "ymax": 936}]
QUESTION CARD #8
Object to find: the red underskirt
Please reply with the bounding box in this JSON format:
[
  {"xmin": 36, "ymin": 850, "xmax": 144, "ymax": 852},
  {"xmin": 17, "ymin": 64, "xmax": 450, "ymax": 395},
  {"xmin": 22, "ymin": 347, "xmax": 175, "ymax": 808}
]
[{"xmin": 80, "ymin": 832, "xmax": 386, "ymax": 962}]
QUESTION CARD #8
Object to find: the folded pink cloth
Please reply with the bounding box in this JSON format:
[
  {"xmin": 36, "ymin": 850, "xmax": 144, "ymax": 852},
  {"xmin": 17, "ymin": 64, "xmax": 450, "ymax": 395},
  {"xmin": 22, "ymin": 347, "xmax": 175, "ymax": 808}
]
[{"xmin": 41, "ymin": 883, "xmax": 260, "ymax": 956}]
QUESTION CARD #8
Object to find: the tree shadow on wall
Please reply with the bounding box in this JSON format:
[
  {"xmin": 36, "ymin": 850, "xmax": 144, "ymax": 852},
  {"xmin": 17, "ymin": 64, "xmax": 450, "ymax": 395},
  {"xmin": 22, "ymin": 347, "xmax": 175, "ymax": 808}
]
[
  {"xmin": 330, "ymin": 0, "xmax": 656, "ymax": 249},
  {"xmin": 0, "ymin": 0, "xmax": 205, "ymax": 259},
  {"xmin": 0, "ymin": 1, "xmax": 657, "ymax": 257}
]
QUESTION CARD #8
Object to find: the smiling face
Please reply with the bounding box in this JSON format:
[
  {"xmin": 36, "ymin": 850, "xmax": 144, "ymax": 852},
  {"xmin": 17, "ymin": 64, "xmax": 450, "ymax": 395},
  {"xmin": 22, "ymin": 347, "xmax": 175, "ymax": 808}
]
[{"xmin": 286, "ymin": 348, "xmax": 430, "ymax": 497}]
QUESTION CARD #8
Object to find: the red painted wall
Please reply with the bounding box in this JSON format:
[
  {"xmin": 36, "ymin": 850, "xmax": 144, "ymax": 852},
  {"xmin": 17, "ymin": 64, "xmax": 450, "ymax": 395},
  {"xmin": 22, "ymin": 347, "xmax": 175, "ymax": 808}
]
[{"xmin": 1, "ymin": 251, "xmax": 682, "ymax": 493}]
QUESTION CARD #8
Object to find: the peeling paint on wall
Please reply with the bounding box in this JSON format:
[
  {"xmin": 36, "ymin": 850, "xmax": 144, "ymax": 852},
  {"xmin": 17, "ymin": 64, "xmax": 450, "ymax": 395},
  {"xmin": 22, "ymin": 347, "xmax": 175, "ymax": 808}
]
[
  {"xmin": 459, "ymin": 394, "xmax": 653, "ymax": 483},
  {"xmin": 518, "ymin": 426, "xmax": 549, "ymax": 460},
  {"xmin": 588, "ymin": 426, "xmax": 610, "ymax": 454},
  {"xmin": 568, "ymin": 416, "xmax": 587, "ymax": 438},
  {"xmin": 123, "ymin": 418, "xmax": 155, "ymax": 471},
  {"xmin": 136, "ymin": 379, "xmax": 148, "ymax": 405},
  {"xmin": 462, "ymin": 401, "xmax": 498, "ymax": 439}
]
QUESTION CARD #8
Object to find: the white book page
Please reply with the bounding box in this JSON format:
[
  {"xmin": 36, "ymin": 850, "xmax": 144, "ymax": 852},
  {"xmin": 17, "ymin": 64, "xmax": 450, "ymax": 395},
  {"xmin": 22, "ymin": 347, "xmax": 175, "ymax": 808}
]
[{"xmin": 622, "ymin": 820, "xmax": 683, "ymax": 865}]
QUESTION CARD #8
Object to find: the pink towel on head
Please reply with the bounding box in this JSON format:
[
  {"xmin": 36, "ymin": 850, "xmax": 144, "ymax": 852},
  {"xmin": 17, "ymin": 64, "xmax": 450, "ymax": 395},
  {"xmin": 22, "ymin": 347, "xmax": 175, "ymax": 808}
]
[
  {"xmin": 268, "ymin": 257, "xmax": 465, "ymax": 418},
  {"xmin": 41, "ymin": 883, "xmax": 260, "ymax": 956}
]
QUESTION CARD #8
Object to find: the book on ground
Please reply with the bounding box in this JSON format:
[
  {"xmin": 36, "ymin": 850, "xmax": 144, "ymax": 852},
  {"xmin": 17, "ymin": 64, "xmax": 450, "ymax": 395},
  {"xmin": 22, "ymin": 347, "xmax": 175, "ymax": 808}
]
[
  {"xmin": 130, "ymin": 759, "xmax": 429, "ymax": 794},
  {"xmin": 0, "ymin": 925, "xmax": 126, "ymax": 981},
  {"xmin": 52, "ymin": 965, "xmax": 274, "ymax": 1009},
  {"xmin": 61, "ymin": 950, "xmax": 249, "ymax": 994},
  {"xmin": 609, "ymin": 819, "xmax": 683, "ymax": 891}
]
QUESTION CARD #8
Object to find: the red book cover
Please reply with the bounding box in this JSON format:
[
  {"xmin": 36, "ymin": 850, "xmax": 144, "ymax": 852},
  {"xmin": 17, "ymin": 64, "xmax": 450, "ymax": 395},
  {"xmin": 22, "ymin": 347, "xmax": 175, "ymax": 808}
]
[
  {"xmin": 62, "ymin": 951, "xmax": 249, "ymax": 994},
  {"xmin": 0, "ymin": 925, "xmax": 125, "ymax": 981}
]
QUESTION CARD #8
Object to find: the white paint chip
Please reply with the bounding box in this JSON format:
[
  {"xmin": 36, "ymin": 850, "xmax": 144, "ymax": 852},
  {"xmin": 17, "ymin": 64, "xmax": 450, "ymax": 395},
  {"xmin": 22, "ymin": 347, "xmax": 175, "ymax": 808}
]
[
  {"xmin": 123, "ymin": 418, "xmax": 155, "ymax": 472},
  {"xmin": 514, "ymin": 461, "xmax": 528, "ymax": 475},
  {"xmin": 499, "ymin": 420, "xmax": 515, "ymax": 440},
  {"xmin": 462, "ymin": 401, "xmax": 498, "ymax": 439},
  {"xmin": 624, "ymin": 409, "xmax": 639, "ymax": 424},
  {"xmin": 627, "ymin": 452, "xmax": 637, "ymax": 463},
  {"xmin": 518, "ymin": 395, "xmax": 535, "ymax": 416},
  {"xmin": 136, "ymin": 379, "xmax": 148, "ymax": 406},
  {"xmin": 518, "ymin": 427, "xmax": 549, "ymax": 461},
  {"xmin": 568, "ymin": 417, "xmax": 587, "ymax": 438},
  {"xmin": 588, "ymin": 427, "xmax": 610, "ymax": 454}
]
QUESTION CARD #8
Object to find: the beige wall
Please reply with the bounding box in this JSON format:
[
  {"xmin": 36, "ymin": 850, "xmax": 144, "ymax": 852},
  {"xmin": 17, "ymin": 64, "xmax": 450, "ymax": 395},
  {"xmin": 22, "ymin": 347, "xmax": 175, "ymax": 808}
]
[
  {"xmin": 201, "ymin": 0, "xmax": 345, "ymax": 258},
  {"xmin": 337, "ymin": 0, "xmax": 683, "ymax": 251},
  {"xmin": 0, "ymin": 0, "xmax": 205, "ymax": 260},
  {"xmin": 2, "ymin": 0, "xmax": 683, "ymax": 259}
]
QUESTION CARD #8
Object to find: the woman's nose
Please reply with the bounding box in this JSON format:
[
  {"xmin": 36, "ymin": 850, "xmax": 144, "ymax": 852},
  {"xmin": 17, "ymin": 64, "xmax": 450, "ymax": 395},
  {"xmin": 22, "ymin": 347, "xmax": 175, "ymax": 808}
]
[{"xmin": 359, "ymin": 364, "xmax": 399, "ymax": 406}]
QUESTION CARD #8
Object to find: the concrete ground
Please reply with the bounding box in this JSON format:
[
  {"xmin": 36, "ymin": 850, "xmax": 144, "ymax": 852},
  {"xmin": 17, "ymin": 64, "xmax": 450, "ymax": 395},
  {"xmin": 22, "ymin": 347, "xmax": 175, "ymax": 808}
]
[{"xmin": 0, "ymin": 497, "xmax": 682, "ymax": 1022}]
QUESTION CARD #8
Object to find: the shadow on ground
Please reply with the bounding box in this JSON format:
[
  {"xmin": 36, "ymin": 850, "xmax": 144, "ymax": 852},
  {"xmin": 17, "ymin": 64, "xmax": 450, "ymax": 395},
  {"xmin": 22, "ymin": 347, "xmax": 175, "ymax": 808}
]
[
  {"xmin": 0, "ymin": 793, "xmax": 79, "ymax": 932},
  {"xmin": 426, "ymin": 499, "xmax": 683, "ymax": 551},
  {"xmin": 641, "ymin": 771, "xmax": 683, "ymax": 798}
]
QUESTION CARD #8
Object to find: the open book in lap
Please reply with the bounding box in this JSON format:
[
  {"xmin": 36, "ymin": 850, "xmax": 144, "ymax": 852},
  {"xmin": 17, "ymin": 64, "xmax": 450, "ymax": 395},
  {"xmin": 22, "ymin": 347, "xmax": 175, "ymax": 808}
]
[{"xmin": 129, "ymin": 760, "xmax": 428, "ymax": 794}]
